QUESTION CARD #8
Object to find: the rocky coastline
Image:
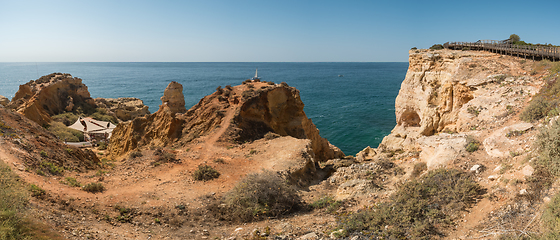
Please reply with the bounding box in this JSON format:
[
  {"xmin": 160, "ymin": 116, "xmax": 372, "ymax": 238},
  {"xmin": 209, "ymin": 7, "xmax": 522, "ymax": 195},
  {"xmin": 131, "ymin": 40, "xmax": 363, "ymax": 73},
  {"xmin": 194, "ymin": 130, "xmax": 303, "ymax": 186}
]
[{"xmin": 0, "ymin": 49, "xmax": 559, "ymax": 239}]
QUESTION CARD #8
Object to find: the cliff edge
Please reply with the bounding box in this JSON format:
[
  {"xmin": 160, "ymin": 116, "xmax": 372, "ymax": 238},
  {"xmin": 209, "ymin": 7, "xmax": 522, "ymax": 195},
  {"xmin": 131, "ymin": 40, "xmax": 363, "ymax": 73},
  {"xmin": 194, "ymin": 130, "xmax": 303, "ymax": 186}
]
[{"xmin": 109, "ymin": 81, "xmax": 343, "ymax": 161}]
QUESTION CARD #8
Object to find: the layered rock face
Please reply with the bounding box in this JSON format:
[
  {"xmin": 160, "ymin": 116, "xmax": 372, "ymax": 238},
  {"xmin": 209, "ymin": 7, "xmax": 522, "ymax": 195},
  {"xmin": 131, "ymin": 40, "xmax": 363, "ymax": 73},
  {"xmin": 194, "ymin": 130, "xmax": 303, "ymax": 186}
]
[
  {"xmin": 376, "ymin": 49, "xmax": 540, "ymax": 168},
  {"xmin": 229, "ymin": 84, "xmax": 344, "ymax": 161},
  {"xmin": 109, "ymin": 81, "xmax": 344, "ymax": 161},
  {"xmin": 8, "ymin": 73, "xmax": 96, "ymax": 126},
  {"xmin": 160, "ymin": 81, "xmax": 187, "ymax": 114},
  {"xmin": 94, "ymin": 97, "xmax": 150, "ymax": 122},
  {"xmin": 0, "ymin": 95, "xmax": 8, "ymax": 107},
  {"xmin": 109, "ymin": 81, "xmax": 186, "ymax": 156}
]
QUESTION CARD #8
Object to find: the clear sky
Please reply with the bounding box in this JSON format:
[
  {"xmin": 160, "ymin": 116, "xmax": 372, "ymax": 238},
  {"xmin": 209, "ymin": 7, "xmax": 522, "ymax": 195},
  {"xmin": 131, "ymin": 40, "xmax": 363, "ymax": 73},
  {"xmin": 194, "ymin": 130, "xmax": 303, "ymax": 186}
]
[{"xmin": 1, "ymin": 0, "xmax": 559, "ymax": 62}]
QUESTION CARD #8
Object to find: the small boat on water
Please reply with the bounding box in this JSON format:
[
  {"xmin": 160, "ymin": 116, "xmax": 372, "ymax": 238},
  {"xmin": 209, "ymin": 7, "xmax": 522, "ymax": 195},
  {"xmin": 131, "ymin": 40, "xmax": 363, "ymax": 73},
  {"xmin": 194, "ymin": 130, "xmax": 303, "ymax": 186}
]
[
  {"xmin": 338, "ymin": 75, "xmax": 344, "ymax": 77},
  {"xmin": 251, "ymin": 68, "xmax": 260, "ymax": 80}
]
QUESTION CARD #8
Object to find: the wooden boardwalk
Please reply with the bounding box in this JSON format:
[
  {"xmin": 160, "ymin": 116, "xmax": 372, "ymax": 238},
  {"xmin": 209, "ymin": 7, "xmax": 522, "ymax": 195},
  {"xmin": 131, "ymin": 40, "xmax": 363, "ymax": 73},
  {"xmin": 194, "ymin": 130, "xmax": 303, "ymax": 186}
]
[{"xmin": 444, "ymin": 40, "xmax": 560, "ymax": 61}]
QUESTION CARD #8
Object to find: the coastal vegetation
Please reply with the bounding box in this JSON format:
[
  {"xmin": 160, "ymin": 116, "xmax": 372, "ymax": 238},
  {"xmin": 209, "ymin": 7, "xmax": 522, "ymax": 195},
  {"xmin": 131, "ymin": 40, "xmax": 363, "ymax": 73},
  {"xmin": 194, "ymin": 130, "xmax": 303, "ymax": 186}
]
[
  {"xmin": 509, "ymin": 33, "xmax": 559, "ymax": 48},
  {"xmin": 520, "ymin": 60, "xmax": 560, "ymax": 122},
  {"xmin": 209, "ymin": 171, "xmax": 302, "ymax": 222},
  {"xmin": 82, "ymin": 182, "xmax": 105, "ymax": 193},
  {"xmin": 429, "ymin": 44, "xmax": 444, "ymax": 50},
  {"xmin": 192, "ymin": 165, "xmax": 220, "ymax": 181},
  {"xmin": 336, "ymin": 168, "xmax": 484, "ymax": 239},
  {"xmin": 0, "ymin": 160, "xmax": 61, "ymax": 239}
]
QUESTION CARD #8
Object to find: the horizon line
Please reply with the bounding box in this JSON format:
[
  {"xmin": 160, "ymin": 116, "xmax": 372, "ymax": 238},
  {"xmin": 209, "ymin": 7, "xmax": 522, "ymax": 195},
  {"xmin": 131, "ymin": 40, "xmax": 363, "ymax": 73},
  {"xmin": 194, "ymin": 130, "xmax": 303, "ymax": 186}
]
[{"xmin": 0, "ymin": 61, "xmax": 409, "ymax": 63}]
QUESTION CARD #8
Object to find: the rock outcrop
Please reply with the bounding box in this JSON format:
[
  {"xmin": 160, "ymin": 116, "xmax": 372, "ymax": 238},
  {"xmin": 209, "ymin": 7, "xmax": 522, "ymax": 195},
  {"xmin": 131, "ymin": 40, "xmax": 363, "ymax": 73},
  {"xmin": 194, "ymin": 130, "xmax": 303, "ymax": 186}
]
[
  {"xmin": 94, "ymin": 97, "xmax": 150, "ymax": 122},
  {"xmin": 109, "ymin": 81, "xmax": 344, "ymax": 161},
  {"xmin": 108, "ymin": 81, "xmax": 186, "ymax": 156},
  {"xmin": 7, "ymin": 73, "xmax": 96, "ymax": 126},
  {"xmin": 160, "ymin": 81, "xmax": 187, "ymax": 114},
  {"xmin": 357, "ymin": 49, "xmax": 543, "ymax": 169},
  {"xmin": 0, "ymin": 95, "xmax": 8, "ymax": 107}
]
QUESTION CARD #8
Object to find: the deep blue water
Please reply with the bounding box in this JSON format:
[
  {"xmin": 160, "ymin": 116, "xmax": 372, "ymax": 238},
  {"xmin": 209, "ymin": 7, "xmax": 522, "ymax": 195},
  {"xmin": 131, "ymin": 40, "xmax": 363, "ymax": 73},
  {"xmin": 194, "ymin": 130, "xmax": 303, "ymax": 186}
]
[{"xmin": 0, "ymin": 62, "xmax": 408, "ymax": 155}]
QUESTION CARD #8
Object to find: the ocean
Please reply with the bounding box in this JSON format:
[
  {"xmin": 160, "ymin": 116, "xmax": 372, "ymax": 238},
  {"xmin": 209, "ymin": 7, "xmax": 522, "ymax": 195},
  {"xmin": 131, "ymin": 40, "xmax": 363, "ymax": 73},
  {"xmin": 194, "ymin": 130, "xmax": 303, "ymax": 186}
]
[{"xmin": 0, "ymin": 62, "xmax": 408, "ymax": 155}]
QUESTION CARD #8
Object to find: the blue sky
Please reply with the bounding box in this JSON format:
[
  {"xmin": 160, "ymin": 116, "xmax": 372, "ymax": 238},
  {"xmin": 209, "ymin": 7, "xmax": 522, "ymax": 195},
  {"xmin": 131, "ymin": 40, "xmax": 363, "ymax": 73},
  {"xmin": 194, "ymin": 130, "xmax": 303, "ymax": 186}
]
[{"xmin": 1, "ymin": 0, "xmax": 559, "ymax": 62}]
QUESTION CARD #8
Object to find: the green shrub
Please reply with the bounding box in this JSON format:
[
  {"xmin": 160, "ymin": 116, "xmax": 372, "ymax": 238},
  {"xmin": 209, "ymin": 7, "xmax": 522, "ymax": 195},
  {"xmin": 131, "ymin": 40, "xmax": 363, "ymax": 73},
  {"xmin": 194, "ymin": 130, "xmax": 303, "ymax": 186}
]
[
  {"xmin": 192, "ymin": 165, "xmax": 220, "ymax": 181},
  {"xmin": 309, "ymin": 196, "xmax": 342, "ymax": 214},
  {"xmin": 541, "ymin": 191, "xmax": 560, "ymax": 238},
  {"xmin": 90, "ymin": 109, "xmax": 118, "ymax": 124},
  {"xmin": 521, "ymin": 76, "xmax": 560, "ymax": 122},
  {"xmin": 51, "ymin": 112, "xmax": 79, "ymax": 126},
  {"xmin": 429, "ymin": 44, "xmax": 444, "ymax": 50},
  {"xmin": 39, "ymin": 161, "xmax": 64, "ymax": 175},
  {"xmin": 210, "ymin": 171, "xmax": 302, "ymax": 222},
  {"xmin": 521, "ymin": 98, "xmax": 550, "ymax": 122},
  {"xmin": 47, "ymin": 121, "xmax": 84, "ymax": 142},
  {"xmin": 97, "ymin": 141, "xmax": 108, "ymax": 150},
  {"xmin": 82, "ymin": 182, "xmax": 105, "ymax": 193},
  {"xmin": 28, "ymin": 184, "xmax": 46, "ymax": 197},
  {"xmin": 535, "ymin": 119, "xmax": 560, "ymax": 176},
  {"xmin": 0, "ymin": 161, "xmax": 31, "ymax": 239},
  {"xmin": 465, "ymin": 136, "xmax": 480, "ymax": 152},
  {"xmin": 63, "ymin": 177, "xmax": 81, "ymax": 187},
  {"xmin": 509, "ymin": 34, "xmax": 520, "ymax": 43},
  {"xmin": 337, "ymin": 169, "xmax": 484, "ymax": 239}
]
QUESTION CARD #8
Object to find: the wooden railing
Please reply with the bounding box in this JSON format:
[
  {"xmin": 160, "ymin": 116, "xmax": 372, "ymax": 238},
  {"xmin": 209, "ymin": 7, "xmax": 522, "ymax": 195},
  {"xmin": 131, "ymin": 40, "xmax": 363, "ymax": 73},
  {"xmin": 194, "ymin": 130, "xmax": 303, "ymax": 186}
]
[{"xmin": 444, "ymin": 41, "xmax": 560, "ymax": 61}]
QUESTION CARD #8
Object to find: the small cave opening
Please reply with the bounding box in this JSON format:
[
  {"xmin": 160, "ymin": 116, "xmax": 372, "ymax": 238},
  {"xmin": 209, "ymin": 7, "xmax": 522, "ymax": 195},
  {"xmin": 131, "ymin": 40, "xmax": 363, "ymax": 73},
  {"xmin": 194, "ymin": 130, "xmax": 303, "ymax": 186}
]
[{"xmin": 399, "ymin": 109, "xmax": 421, "ymax": 127}]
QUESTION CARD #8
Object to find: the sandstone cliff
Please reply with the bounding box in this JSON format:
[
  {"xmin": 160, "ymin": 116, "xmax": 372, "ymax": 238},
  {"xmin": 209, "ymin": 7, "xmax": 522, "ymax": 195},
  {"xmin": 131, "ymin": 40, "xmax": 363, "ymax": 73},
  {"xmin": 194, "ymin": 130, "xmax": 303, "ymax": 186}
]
[
  {"xmin": 8, "ymin": 73, "xmax": 150, "ymax": 126},
  {"xmin": 8, "ymin": 73, "xmax": 96, "ymax": 126},
  {"xmin": 109, "ymin": 81, "xmax": 344, "ymax": 161},
  {"xmin": 377, "ymin": 49, "xmax": 542, "ymax": 168},
  {"xmin": 108, "ymin": 81, "xmax": 186, "ymax": 156}
]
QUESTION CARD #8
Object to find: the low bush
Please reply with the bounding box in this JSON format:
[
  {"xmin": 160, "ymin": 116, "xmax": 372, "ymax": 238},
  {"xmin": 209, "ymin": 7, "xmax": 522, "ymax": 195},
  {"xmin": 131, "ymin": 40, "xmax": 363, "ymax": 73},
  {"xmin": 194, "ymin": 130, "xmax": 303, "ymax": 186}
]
[
  {"xmin": 39, "ymin": 161, "xmax": 64, "ymax": 176},
  {"xmin": 429, "ymin": 44, "xmax": 444, "ymax": 50},
  {"xmin": 0, "ymin": 160, "xmax": 60, "ymax": 239},
  {"xmin": 28, "ymin": 184, "xmax": 46, "ymax": 197},
  {"xmin": 47, "ymin": 121, "xmax": 84, "ymax": 142},
  {"xmin": 521, "ymin": 74, "xmax": 560, "ymax": 122},
  {"xmin": 535, "ymin": 119, "xmax": 560, "ymax": 176},
  {"xmin": 97, "ymin": 141, "xmax": 108, "ymax": 150},
  {"xmin": 90, "ymin": 109, "xmax": 118, "ymax": 125},
  {"xmin": 210, "ymin": 171, "xmax": 302, "ymax": 222},
  {"xmin": 0, "ymin": 161, "xmax": 28, "ymax": 238},
  {"xmin": 337, "ymin": 169, "xmax": 484, "ymax": 239},
  {"xmin": 541, "ymin": 191, "xmax": 560, "ymax": 238},
  {"xmin": 51, "ymin": 112, "xmax": 79, "ymax": 126},
  {"xmin": 309, "ymin": 196, "xmax": 342, "ymax": 214},
  {"xmin": 465, "ymin": 136, "xmax": 480, "ymax": 152},
  {"xmin": 82, "ymin": 182, "xmax": 105, "ymax": 193},
  {"xmin": 63, "ymin": 177, "xmax": 81, "ymax": 187},
  {"xmin": 192, "ymin": 165, "xmax": 220, "ymax": 181}
]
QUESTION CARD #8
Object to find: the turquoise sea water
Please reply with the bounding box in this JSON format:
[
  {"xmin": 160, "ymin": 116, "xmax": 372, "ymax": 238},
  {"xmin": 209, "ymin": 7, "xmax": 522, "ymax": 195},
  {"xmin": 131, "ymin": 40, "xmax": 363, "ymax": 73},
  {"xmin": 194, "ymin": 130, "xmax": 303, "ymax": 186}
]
[{"xmin": 0, "ymin": 62, "xmax": 408, "ymax": 155}]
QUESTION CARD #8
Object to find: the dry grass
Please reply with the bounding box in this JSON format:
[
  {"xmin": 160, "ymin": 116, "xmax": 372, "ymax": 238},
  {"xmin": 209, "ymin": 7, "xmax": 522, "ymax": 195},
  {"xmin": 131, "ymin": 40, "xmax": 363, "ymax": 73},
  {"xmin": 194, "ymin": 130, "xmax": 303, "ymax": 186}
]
[
  {"xmin": 337, "ymin": 168, "xmax": 485, "ymax": 239},
  {"xmin": 1, "ymin": 160, "xmax": 63, "ymax": 239},
  {"xmin": 209, "ymin": 170, "xmax": 302, "ymax": 222}
]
